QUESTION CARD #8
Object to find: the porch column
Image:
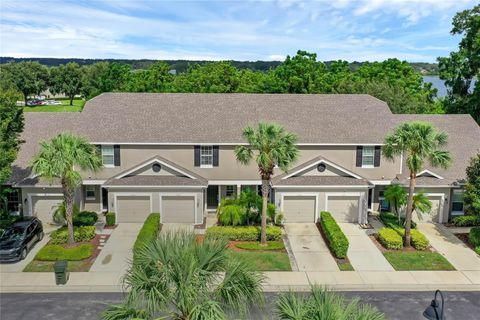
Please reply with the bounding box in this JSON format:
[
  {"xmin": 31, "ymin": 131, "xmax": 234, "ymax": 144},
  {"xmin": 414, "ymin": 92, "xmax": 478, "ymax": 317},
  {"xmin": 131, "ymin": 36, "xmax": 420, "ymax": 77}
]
[{"xmin": 236, "ymin": 184, "xmax": 241, "ymax": 197}]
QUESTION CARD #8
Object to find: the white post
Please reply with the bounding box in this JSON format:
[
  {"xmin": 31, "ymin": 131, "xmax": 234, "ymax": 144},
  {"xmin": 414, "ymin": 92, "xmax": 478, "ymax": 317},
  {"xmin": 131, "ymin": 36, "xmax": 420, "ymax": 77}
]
[{"xmin": 237, "ymin": 184, "xmax": 241, "ymax": 197}]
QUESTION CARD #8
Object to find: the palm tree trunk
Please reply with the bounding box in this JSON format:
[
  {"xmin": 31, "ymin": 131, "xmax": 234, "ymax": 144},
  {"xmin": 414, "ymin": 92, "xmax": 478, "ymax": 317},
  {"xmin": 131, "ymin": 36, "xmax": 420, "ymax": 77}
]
[
  {"xmin": 404, "ymin": 172, "xmax": 416, "ymax": 247},
  {"xmin": 62, "ymin": 180, "xmax": 75, "ymax": 245},
  {"xmin": 260, "ymin": 179, "xmax": 269, "ymax": 245}
]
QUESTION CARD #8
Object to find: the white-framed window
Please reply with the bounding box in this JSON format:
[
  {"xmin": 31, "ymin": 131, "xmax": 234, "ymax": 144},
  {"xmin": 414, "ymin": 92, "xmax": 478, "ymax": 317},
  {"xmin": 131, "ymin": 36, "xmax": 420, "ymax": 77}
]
[
  {"xmin": 85, "ymin": 185, "xmax": 96, "ymax": 200},
  {"xmin": 362, "ymin": 146, "xmax": 375, "ymax": 168},
  {"xmin": 452, "ymin": 190, "xmax": 464, "ymax": 213},
  {"xmin": 101, "ymin": 145, "xmax": 115, "ymax": 167},
  {"xmin": 200, "ymin": 145, "xmax": 213, "ymax": 167},
  {"xmin": 225, "ymin": 185, "xmax": 235, "ymax": 197}
]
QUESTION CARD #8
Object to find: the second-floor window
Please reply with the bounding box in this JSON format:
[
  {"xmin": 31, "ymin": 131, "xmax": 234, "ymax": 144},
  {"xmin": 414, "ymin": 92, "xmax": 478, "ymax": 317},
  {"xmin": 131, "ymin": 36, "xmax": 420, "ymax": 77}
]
[
  {"xmin": 362, "ymin": 146, "xmax": 375, "ymax": 168},
  {"xmin": 200, "ymin": 146, "xmax": 213, "ymax": 167},
  {"xmin": 102, "ymin": 145, "xmax": 115, "ymax": 167}
]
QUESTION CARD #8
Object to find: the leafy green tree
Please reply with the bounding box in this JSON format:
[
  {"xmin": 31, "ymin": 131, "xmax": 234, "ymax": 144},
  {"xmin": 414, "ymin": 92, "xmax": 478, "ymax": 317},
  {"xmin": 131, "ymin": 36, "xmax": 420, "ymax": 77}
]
[
  {"xmin": 145, "ymin": 61, "xmax": 174, "ymax": 92},
  {"xmin": 235, "ymin": 123, "xmax": 298, "ymax": 245},
  {"xmin": 81, "ymin": 62, "xmax": 110, "ymax": 98},
  {"xmin": 383, "ymin": 122, "xmax": 452, "ymax": 247},
  {"xmin": 0, "ymin": 90, "xmax": 24, "ymax": 184},
  {"xmin": 464, "ymin": 153, "xmax": 480, "ymax": 214},
  {"xmin": 384, "ymin": 184, "xmax": 407, "ymax": 216},
  {"xmin": 49, "ymin": 62, "xmax": 83, "ymax": 105},
  {"xmin": 172, "ymin": 62, "xmax": 240, "ymax": 93},
  {"xmin": 438, "ymin": 4, "xmax": 480, "ymax": 124},
  {"xmin": 102, "ymin": 232, "xmax": 264, "ymax": 320},
  {"xmin": 31, "ymin": 133, "xmax": 102, "ymax": 245},
  {"xmin": 2, "ymin": 61, "xmax": 48, "ymax": 105}
]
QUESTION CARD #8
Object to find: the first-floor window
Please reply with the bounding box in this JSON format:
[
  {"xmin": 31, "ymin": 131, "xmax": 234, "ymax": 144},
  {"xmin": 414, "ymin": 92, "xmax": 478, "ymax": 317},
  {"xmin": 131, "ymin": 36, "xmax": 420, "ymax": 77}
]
[
  {"xmin": 200, "ymin": 146, "xmax": 213, "ymax": 167},
  {"xmin": 6, "ymin": 189, "xmax": 20, "ymax": 212},
  {"xmin": 452, "ymin": 190, "xmax": 464, "ymax": 213},
  {"xmin": 378, "ymin": 191, "xmax": 390, "ymax": 212},
  {"xmin": 225, "ymin": 185, "xmax": 235, "ymax": 197},
  {"xmin": 85, "ymin": 186, "xmax": 96, "ymax": 200}
]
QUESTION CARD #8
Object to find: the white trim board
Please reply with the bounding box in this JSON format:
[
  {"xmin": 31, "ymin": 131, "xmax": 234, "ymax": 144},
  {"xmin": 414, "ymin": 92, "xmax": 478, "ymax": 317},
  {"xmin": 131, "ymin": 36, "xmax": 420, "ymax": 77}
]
[
  {"xmin": 91, "ymin": 142, "xmax": 385, "ymax": 146},
  {"xmin": 282, "ymin": 158, "xmax": 363, "ymax": 180},
  {"xmin": 113, "ymin": 158, "xmax": 197, "ymax": 180},
  {"xmin": 273, "ymin": 185, "xmax": 369, "ymax": 189},
  {"xmin": 104, "ymin": 185, "xmax": 206, "ymax": 189},
  {"xmin": 208, "ymin": 180, "xmax": 262, "ymax": 185},
  {"xmin": 416, "ymin": 170, "xmax": 444, "ymax": 180}
]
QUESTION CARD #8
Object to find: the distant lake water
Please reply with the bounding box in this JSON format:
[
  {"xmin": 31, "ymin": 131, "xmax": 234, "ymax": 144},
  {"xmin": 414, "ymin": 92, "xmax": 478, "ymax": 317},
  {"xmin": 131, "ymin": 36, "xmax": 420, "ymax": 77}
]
[{"xmin": 423, "ymin": 75, "xmax": 476, "ymax": 98}]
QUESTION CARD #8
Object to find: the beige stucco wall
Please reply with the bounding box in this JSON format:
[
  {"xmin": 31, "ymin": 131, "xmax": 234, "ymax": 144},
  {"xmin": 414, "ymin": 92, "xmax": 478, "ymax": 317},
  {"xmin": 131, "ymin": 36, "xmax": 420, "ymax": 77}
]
[
  {"xmin": 81, "ymin": 145, "xmax": 401, "ymax": 181},
  {"xmin": 82, "ymin": 185, "xmax": 102, "ymax": 212},
  {"xmin": 106, "ymin": 187, "xmax": 205, "ymax": 224}
]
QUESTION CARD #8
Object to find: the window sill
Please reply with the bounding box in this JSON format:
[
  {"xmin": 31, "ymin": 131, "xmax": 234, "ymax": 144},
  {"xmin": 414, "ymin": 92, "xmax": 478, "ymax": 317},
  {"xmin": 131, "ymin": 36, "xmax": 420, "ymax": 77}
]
[
  {"xmin": 86, "ymin": 197, "xmax": 96, "ymax": 201},
  {"xmin": 361, "ymin": 165, "xmax": 374, "ymax": 169},
  {"xmin": 200, "ymin": 165, "xmax": 214, "ymax": 168},
  {"xmin": 103, "ymin": 164, "xmax": 115, "ymax": 168},
  {"xmin": 451, "ymin": 211, "xmax": 464, "ymax": 216}
]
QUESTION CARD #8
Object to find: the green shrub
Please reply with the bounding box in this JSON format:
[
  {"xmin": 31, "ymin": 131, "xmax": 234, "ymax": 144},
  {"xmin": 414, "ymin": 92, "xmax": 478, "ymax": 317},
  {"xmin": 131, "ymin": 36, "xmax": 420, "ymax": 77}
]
[
  {"xmin": 205, "ymin": 226, "xmax": 282, "ymax": 241},
  {"xmin": 469, "ymin": 227, "xmax": 480, "ymax": 247},
  {"xmin": 393, "ymin": 228, "xmax": 429, "ymax": 250},
  {"xmin": 380, "ymin": 212, "xmax": 416, "ymax": 229},
  {"xmin": 50, "ymin": 226, "xmax": 96, "ymax": 244},
  {"xmin": 105, "ymin": 212, "xmax": 116, "ymax": 226},
  {"xmin": 133, "ymin": 213, "xmax": 160, "ymax": 261},
  {"xmin": 217, "ymin": 203, "xmax": 246, "ymax": 226},
  {"xmin": 319, "ymin": 211, "xmax": 349, "ymax": 258},
  {"xmin": 235, "ymin": 241, "xmax": 285, "ymax": 250},
  {"xmin": 475, "ymin": 247, "xmax": 480, "ymax": 255},
  {"xmin": 453, "ymin": 215, "xmax": 480, "ymax": 227},
  {"xmin": 73, "ymin": 211, "xmax": 98, "ymax": 226},
  {"xmin": 36, "ymin": 244, "xmax": 93, "ymax": 261},
  {"xmin": 378, "ymin": 228, "xmax": 403, "ymax": 250}
]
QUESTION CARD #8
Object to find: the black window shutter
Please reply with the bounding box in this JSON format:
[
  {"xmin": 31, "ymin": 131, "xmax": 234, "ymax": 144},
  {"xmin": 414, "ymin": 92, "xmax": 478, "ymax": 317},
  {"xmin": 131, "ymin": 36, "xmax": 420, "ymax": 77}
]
[
  {"xmin": 356, "ymin": 146, "xmax": 363, "ymax": 167},
  {"xmin": 213, "ymin": 146, "xmax": 219, "ymax": 167},
  {"xmin": 374, "ymin": 146, "xmax": 381, "ymax": 167},
  {"xmin": 194, "ymin": 146, "xmax": 200, "ymax": 167},
  {"xmin": 114, "ymin": 145, "xmax": 121, "ymax": 166}
]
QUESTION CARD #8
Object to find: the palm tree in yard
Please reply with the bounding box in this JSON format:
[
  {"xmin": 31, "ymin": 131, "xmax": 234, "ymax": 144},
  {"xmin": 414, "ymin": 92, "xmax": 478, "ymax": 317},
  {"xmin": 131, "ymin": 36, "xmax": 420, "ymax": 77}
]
[
  {"xmin": 102, "ymin": 232, "xmax": 264, "ymax": 320},
  {"xmin": 32, "ymin": 133, "xmax": 102, "ymax": 245},
  {"xmin": 235, "ymin": 123, "xmax": 298, "ymax": 245},
  {"xmin": 383, "ymin": 184, "xmax": 406, "ymax": 216},
  {"xmin": 383, "ymin": 122, "xmax": 451, "ymax": 247}
]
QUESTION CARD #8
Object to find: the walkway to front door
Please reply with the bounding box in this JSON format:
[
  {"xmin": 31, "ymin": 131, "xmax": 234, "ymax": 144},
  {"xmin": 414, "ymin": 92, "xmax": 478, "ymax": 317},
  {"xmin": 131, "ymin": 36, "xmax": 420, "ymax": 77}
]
[{"xmin": 284, "ymin": 223, "xmax": 339, "ymax": 271}]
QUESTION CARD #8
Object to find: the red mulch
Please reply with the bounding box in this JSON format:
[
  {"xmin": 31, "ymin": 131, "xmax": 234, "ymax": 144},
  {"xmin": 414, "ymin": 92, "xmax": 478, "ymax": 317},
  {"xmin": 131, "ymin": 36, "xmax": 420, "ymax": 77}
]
[
  {"xmin": 368, "ymin": 233, "xmax": 433, "ymax": 253},
  {"xmin": 455, "ymin": 233, "xmax": 475, "ymax": 250},
  {"xmin": 103, "ymin": 225, "xmax": 118, "ymax": 230}
]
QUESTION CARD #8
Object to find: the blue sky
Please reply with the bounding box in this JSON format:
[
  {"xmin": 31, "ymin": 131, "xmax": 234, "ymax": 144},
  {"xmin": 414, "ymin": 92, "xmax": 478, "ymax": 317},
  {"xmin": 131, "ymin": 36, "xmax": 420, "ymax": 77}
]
[{"xmin": 0, "ymin": 0, "xmax": 476, "ymax": 62}]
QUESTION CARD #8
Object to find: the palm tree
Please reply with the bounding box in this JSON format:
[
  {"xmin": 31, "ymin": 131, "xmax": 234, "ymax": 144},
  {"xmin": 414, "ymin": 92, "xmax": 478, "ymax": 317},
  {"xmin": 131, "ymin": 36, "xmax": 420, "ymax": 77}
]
[
  {"xmin": 383, "ymin": 122, "xmax": 451, "ymax": 247},
  {"xmin": 102, "ymin": 231, "xmax": 264, "ymax": 320},
  {"xmin": 412, "ymin": 191, "xmax": 433, "ymax": 220},
  {"xmin": 235, "ymin": 123, "xmax": 298, "ymax": 245},
  {"xmin": 32, "ymin": 133, "xmax": 102, "ymax": 245},
  {"xmin": 383, "ymin": 184, "xmax": 406, "ymax": 216}
]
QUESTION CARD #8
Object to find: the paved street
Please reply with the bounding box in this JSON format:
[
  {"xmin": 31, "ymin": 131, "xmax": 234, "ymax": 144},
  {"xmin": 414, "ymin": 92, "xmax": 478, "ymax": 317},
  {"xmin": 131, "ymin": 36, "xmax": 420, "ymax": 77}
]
[{"xmin": 1, "ymin": 291, "xmax": 479, "ymax": 320}]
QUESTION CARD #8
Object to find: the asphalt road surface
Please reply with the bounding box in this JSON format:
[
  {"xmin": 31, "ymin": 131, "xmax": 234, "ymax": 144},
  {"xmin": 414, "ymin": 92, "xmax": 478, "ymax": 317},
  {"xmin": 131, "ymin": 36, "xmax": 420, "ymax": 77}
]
[{"xmin": 1, "ymin": 291, "xmax": 479, "ymax": 319}]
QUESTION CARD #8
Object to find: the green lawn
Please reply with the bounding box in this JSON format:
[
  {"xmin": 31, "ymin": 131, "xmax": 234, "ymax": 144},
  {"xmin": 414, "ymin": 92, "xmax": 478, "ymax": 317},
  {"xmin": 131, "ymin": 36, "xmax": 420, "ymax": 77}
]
[
  {"xmin": 231, "ymin": 250, "xmax": 291, "ymax": 271},
  {"xmin": 235, "ymin": 241, "xmax": 285, "ymax": 251},
  {"xmin": 338, "ymin": 261, "xmax": 355, "ymax": 271},
  {"xmin": 383, "ymin": 251, "xmax": 455, "ymax": 271},
  {"xmin": 23, "ymin": 98, "xmax": 84, "ymax": 112},
  {"xmin": 23, "ymin": 260, "xmax": 91, "ymax": 272}
]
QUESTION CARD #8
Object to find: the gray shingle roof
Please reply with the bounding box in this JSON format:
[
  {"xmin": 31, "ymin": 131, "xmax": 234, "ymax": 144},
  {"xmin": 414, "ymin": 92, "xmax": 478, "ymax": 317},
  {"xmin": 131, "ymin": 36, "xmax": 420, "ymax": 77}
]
[{"xmin": 104, "ymin": 175, "xmax": 206, "ymax": 187}]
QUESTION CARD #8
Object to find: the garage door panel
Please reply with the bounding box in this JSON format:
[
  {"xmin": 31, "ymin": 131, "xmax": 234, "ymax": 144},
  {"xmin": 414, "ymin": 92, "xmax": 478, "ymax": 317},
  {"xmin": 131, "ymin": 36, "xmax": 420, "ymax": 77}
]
[
  {"xmin": 327, "ymin": 196, "xmax": 359, "ymax": 222},
  {"xmin": 283, "ymin": 196, "xmax": 316, "ymax": 223},
  {"xmin": 32, "ymin": 196, "xmax": 63, "ymax": 224},
  {"xmin": 117, "ymin": 196, "xmax": 151, "ymax": 223},
  {"xmin": 162, "ymin": 196, "xmax": 195, "ymax": 223},
  {"xmin": 412, "ymin": 197, "xmax": 441, "ymax": 223}
]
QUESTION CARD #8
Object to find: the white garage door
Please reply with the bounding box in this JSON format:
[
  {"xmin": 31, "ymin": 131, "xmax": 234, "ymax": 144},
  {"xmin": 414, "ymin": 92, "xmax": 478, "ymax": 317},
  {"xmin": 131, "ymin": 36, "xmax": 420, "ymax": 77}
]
[
  {"xmin": 162, "ymin": 196, "xmax": 195, "ymax": 223},
  {"xmin": 31, "ymin": 196, "xmax": 63, "ymax": 225},
  {"xmin": 117, "ymin": 196, "xmax": 151, "ymax": 223},
  {"xmin": 327, "ymin": 196, "xmax": 359, "ymax": 222},
  {"xmin": 412, "ymin": 196, "xmax": 442, "ymax": 223},
  {"xmin": 283, "ymin": 196, "xmax": 316, "ymax": 223}
]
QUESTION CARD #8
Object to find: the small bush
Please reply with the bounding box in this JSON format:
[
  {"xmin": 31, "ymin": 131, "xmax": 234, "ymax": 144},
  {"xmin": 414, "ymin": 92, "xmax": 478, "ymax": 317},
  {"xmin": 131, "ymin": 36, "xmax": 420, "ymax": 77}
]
[
  {"xmin": 133, "ymin": 213, "xmax": 160, "ymax": 262},
  {"xmin": 469, "ymin": 227, "xmax": 480, "ymax": 247},
  {"xmin": 392, "ymin": 228, "xmax": 429, "ymax": 250},
  {"xmin": 217, "ymin": 204, "xmax": 246, "ymax": 226},
  {"xmin": 105, "ymin": 212, "xmax": 116, "ymax": 226},
  {"xmin": 475, "ymin": 247, "xmax": 480, "ymax": 255},
  {"xmin": 235, "ymin": 241, "xmax": 285, "ymax": 250},
  {"xmin": 36, "ymin": 244, "xmax": 93, "ymax": 261},
  {"xmin": 378, "ymin": 228, "xmax": 403, "ymax": 250},
  {"xmin": 453, "ymin": 215, "xmax": 480, "ymax": 227},
  {"xmin": 319, "ymin": 211, "xmax": 349, "ymax": 258},
  {"xmin": 205, "ymin": 226, "xmax": 282, "ymax": 241},
  {"xmin": 73, "ymin": 211, "xmax": 98, "ymax": 226},
  {"xmin": 50, "ymin": 226, "xmax": 96, "ymax": 244},
  {"xmin": 380, "ymin": 212, "xmax": 417, "ymax": 229}
]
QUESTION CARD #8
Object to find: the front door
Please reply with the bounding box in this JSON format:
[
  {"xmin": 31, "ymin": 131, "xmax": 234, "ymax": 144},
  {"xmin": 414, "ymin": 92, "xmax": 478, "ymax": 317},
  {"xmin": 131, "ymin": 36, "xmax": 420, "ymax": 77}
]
[{"xmin": 207, "ymin": 185, "xmax": 219, "ymax": 209}]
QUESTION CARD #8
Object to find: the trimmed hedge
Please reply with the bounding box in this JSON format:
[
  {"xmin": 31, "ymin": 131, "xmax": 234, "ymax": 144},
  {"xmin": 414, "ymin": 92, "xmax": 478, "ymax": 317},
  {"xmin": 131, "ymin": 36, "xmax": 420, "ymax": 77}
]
[
  {"xmin": 36, "ymin": 244, "xmax": 93, "ymax": 261},
  {"xmin": 381, "ymin": 227, "xmax": 430, "ymax": 250},
  {"xmin": 378, "ymin": 228, "xmax": 403, "ymax": 250},
  {"xmin": 105, "ymin": 212, "xmax": 116, "ymax": 226},
  {"xmin": 50, "ymin": 226, "xmax": 96, "ymax": 244},
  {"xmin": 205, "ymin": 226, "xmax": 282, "ymax": 241},
  {"xmin": 469, "ymin": 227, "xmax": 480, "ymax": 247},
  {"xmin": 380, "ymin": 212, "xmax": 417, "ymax": 229},
  {"xmin": 319, "ymin": 211, "xmax": 349, "ymax": 258},
  {"xmin": 73, "ymin": 211, "xmax": 98, "ymax": 226},
  {"xmin": 453, "ymin": 215, "xmax": 480, "ymax": 227},
  {"xmin": 133, "ymin": 213, "xmax": 160, "ymax": 261}
]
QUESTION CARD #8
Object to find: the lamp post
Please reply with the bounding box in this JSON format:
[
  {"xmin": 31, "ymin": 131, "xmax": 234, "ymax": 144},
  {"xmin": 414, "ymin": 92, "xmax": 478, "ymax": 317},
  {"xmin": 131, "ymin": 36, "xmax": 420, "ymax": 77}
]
[{"xmin": 423, "ymin": 290, "xmax": 445, "ymax": 320}]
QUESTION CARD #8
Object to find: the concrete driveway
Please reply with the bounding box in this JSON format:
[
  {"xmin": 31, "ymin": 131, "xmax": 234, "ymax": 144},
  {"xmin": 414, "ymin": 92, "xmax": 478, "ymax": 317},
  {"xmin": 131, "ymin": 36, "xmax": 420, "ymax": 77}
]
[
  {"xmin": 284, "ymin": 223, "xmax": 339, "ymax": 271},
  {"xmin": 338, "ymin": 223, "xmax": 394, "ymax": 271},
  {"xmin": 90, "ymin": 223, "xmax": 142, "ymax": 274},
  {"xmin": 0, "ymin": 236, "xmax": 50, "ymax": 273}
]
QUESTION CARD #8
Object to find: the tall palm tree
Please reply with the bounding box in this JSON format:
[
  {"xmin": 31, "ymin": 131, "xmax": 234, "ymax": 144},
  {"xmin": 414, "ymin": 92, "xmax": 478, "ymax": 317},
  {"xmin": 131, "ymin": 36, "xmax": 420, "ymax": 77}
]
[
  {"xmin": 383, "ymin": 122, "xmax": 451, "ymax": 247},
  {"xmin": 235, "ymin": 123, "xmax": 298, "ymax": 245},
  {"xmin": 102, "ymin": 232, "xmax": 264, "ymax": 320},
  {"xmin": 383, "ymin": 184, "xmax": 406, "ymax": 216},
  {"xmin": 412, "ymin": 191, "xmax": 433, "ymax": 220},
  {"xmin": 32, "ymin": 133, "xmax": 102, "ymax": 245}
]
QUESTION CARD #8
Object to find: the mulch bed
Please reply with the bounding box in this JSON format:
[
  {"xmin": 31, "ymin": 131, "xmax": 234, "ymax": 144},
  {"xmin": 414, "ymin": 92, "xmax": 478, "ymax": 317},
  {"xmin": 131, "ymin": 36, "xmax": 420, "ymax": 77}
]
[
  {"xmin": 194, "ymin": 235, "xmax": 286, "ymax": 252},
  {"xmin": 455, "ymin": 233, "xmax": 475, "ymax": 250},
  {"xmin": 368, "ymin": 233, "xmax": 433, "ymax": 253},
  {"xmin": 103, "ymin": 224, "xmax": 118, "ymax": 230},
  {"xmin": 315, "ymin": 223, "xmax": 354, "ymax": 269}
]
